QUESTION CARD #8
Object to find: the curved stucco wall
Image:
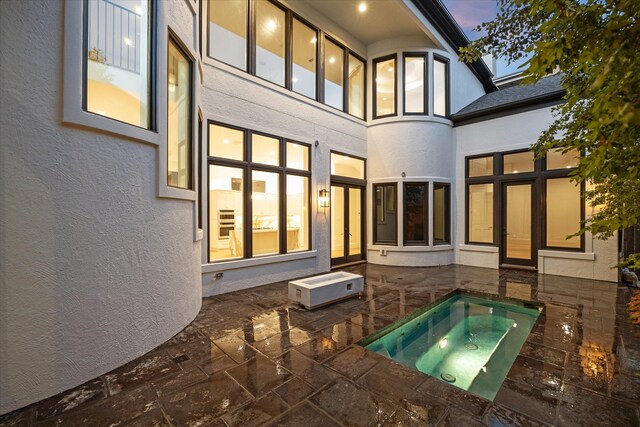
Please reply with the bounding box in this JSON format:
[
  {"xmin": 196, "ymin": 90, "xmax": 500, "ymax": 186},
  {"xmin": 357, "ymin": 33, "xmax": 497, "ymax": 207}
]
[{"xmin": 0, "ymin": 0, "xmax": 201, "ymax": 414}]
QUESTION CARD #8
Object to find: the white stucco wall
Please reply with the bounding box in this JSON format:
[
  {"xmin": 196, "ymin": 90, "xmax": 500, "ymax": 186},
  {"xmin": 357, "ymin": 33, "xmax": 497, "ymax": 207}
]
[
  {"xmin": 454, "ymin": 108, "xmax": 617, "ymax": 282},
  {"xmin": 0, "ymin": 0, "xmax": 202, "ymax": 414}
]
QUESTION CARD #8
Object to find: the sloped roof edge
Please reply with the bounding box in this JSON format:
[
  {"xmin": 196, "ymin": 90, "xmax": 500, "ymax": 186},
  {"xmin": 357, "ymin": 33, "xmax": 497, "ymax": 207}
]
[{"xmin": 410, "ymin": 0, "xmax": 497, "ymax": 93}]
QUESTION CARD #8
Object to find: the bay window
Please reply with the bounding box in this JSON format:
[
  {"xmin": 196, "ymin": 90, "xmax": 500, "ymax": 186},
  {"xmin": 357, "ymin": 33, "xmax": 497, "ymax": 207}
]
[
  {"xmin": 403, "ymin": 53, "xmax": 427, "ymax": 114},
  {"xmin": 403, "ymin": 183, "xmax": 428, "ymax": 245},
  {"xmin": 373, "ymin": 54, "xmax": 397, "ymax": 118},
  {"xmin": 373, "ymin": 183, "xmax": 397, "ymax": 245},
  {"xmin": 433, "ymin": 56, "xmax": 449, "ymax": 117}
]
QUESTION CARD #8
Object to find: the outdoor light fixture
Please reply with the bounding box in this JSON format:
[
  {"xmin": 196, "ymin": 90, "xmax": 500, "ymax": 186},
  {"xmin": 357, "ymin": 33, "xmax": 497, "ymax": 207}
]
[
  {"xmin": 319, "ymin": 189, "xmax": 330, "ymax": 208},
  {"xmin": 439, "ymin": 338, "xmax": 448, "ymax": 349}
]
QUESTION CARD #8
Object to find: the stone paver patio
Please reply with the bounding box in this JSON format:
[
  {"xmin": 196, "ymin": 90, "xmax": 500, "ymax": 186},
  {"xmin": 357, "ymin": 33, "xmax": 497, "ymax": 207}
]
[{"xmin": 2, "ymin": 264, "xmax": 639, "ymax": 426}]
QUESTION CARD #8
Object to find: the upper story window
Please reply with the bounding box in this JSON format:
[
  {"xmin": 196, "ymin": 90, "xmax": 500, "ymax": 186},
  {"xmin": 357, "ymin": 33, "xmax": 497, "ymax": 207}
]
[
  {"xmin": 433, "ymin": 55, "xmax": 449, "ymax": 117},
  {"xmin": 348, "ymin": 54, "xmax": 365, "ymax": 119},
  {"xmin": 208, "ymin": 0, "xmax": 247, "ymax": 70},
  {"xmin": 255, "ymin": 0, "xmax": 286, "ymax": 86},
  {"xmin": 167, "ymin": 37, "xmax": 193, "ymax": 190},
  {"xmin": 85, "ymin": 0, "xmax": 152, "ymax": 128},
  {"xmin": 403, "ymin": 53, "xmax": 427, "ymax": 115},
  {"xmin": 206, "ymin": 0, "xmax": 365, "ymax": 120},
  {"xmin": 373, "ymin": 54, "xmax": 397, "ymax": 118},
  {"xmin": 292, "ymin": 18, "xmax": 317, "ymax": 99}
]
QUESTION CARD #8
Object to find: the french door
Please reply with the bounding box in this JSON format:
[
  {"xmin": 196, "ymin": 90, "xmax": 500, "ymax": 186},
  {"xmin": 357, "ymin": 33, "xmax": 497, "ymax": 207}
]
[
  {"xmin": 330, "ymin": 184, "xmax": 365, "ymax": 266},
  {"xmin": 501, "ymin": 181, "xmax": 537, "ymax": 267}
]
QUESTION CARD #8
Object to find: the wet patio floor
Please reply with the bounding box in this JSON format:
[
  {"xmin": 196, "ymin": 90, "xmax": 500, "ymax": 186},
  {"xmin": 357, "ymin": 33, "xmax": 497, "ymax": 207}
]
[{"xmin": 2, "ymin": 264, "xmax": 639, "ymax": 426}]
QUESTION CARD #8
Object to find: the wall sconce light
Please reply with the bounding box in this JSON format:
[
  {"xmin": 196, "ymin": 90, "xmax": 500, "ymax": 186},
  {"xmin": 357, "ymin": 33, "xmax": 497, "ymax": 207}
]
[{"xmin": 319, "ymin": 189, "xmax": 330, "ymax": 208}]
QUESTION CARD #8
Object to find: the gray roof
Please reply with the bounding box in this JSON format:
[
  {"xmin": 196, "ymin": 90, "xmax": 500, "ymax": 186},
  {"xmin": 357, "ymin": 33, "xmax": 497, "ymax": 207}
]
[{"xmin": 452, "ymin": 74, "xmax": 565, "ymax": 122}]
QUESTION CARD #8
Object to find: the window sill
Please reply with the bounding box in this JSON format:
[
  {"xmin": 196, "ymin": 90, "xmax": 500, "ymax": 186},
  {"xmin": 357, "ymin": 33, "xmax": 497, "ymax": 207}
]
[
  {"xmin": 459, "ymin": 244, "xmax": 499, "ymax": 253},
  {"xmin": 367, "ymin": 114, "xmax": 453, "ymax": 128},
  {"xmin": 202, "ymin": 250, "xmax": 317, "ymax": 273},
  {"xmin": 368, "ymin": 245, "xmax": 453, "ymax": 252},
  {"xmin": 538, "ymin": 250, "xmax": 594, "ymax": 260}
]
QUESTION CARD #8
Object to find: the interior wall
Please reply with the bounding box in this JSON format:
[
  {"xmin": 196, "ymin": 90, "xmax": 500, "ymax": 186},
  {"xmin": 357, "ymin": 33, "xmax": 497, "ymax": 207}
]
[{"xmin": 0, "ymin": 0, "xmax": 202, "ymax": 414}]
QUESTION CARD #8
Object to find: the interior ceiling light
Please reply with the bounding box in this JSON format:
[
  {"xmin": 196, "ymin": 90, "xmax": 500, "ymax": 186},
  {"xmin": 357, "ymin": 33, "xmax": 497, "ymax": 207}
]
[
  {"xmin": 266, "ymin": 19, "xmax": 277, "ymax": 32},
  {"xmin": 358, "ymin": 2, "xmax": 367, "ymax": 12},
  {"xmin": 329, "ymin": 57, "xmax": 336, "ymax": 64},
  {"xmin": 310, "ymin": 36, "xmax": 317, "ymax": 43},
  {"xmin": 388, "ymin": 67, "xmax": 393, "ymax": 72}
]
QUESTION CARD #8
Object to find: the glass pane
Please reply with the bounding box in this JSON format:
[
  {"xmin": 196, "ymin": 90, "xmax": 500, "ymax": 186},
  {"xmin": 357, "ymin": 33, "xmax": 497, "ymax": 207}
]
[
  {"xmin": 86, "ymin": 0, "xmax": 150, "ymax": 127},
  {"xmin": 503, "ymin": 151, "xmax": 534, "ymax": 174},
  {"xmin": 547, "ymin": 148, "xmax": 579, "ymax": 170},
  {"xmin": 252, "ymin": 134, "xmax": 280, "ymax": 166},
  {"xmin": 286, "ymin": 142, "xmax": 309, "ymax": 170},
  {"xmin": 331, "ymin": 185, "xmax": 345, "ymax": 259},
  {"xmin": 546, "ymin": 178, "xmax": 581, "ymax": 248},
  {"xmin": 374, "ymin": 185, "xmax": 396, "ymax": 244},
  {"xmin": 468, "ymin": 183, "xmax": 493, "ymax": 243},
  {"xmin": 292, "ymin": 18, "xmax": 316, "ymax": 99},
  {"xmin": 404, "ymin": 183, "xmax": 426, "ymax": 243},
  {"xmin": 434, "ymin": 185, "xmax": 448, "ymax": 242},
  {"xmin": 208, "ymin": 0, "xmax": 247, "ymax": 70},
  {"xmin": 434, "ymin": 58, "xmax": 447, "ymax": 116},
  {"xmin": 252, "ymin": 170, "xmax": 280, "ymax": 256},
  {"xmin": 349, "ymin": 187, "xmax": 362, "ymax": 255},
  {"xmin": 209, "ymin": 124, "xmax": 244, "ymax": 160},
  {"xmin": 209, "ymin": 165, "xmax": 244, "ymax": 262},
  {"xmin": 255, "ymin": 0, "xmax": 285, "ymax": 86},
  {"xmin": 506, "ymin": 184, "xmax": 532, "ymax": 259},
  {"xmin": 331, "ymin": 153, "xmax": 364, "ymax": 179},
  {"xmin": 348, "ymin": 54, "xmax": 365, "ymax": 119},
  {"xmin": 468, "ymin": 156, "xmax": 493, "ymax": 177},
  {"xmin": 287, "ymin": 175, "xmax": 309, "ymax": 252},
  {"xmin": 375, "ymin": 57, "xmax": 396, "ymax": 117},
  {"xmin": 324, "ymin": 38, "xmax": 344, "ymax": 110},
  {"xmin": 167, "ymin": 39, "xmax": 192, "ymax": 189},
  {"xmin": 404, "ymin": 56, "xmax": 425, "ymax": 113}
]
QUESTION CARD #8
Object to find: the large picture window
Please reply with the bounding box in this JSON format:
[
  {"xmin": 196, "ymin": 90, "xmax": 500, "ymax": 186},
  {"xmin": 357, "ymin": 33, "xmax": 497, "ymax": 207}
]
[
  {"xmin": 255, "ymin": 0, "xmax": 286, "ymax": 86},
  {"xmin": 373, "ymin": 183, "xmax": 397, "ymax": 245},
  {"xmin": 545, "ymin": 178, "xmax": 581, "ymax": 249},
  {"xmin": 373, "ymin": 55, "xmax": 397, "ymax": 118},
  {"xmin": 292, "ymin": 18, "xmax": 317, "ymax": 99},
  {"xmin": 167, "ymin": 38, "xmax": 193, "ymax": 189},
  {"xmin": 85, "ymin": 0, "xmax": 151, "ymax": 128},
  {"xmin": 468, "ymin": 183, "xmax": 494, "ymax": 244},
  {"xmin": 403, "ymin": 182, "xmax": 428, "ymax": 245},
  {"xmin": 208, "ymin": 0, "xmax": 247, "ymax": 70},
  {"xmin": 348, "ymin": 54, "xmax": 365, "ymax": 119},
  {"xmin": 207, "ymin": 123, "xmax": 311, "ymax": 262},
  {"xmin": 324, "ymin": 37, "xmax": 345, "ymax": 110}
]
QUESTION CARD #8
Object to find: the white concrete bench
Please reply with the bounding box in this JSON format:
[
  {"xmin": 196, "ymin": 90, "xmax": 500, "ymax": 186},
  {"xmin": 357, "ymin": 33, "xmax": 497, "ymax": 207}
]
[{"xmin": 288, "ymin": 272, "xmax": 364, "ymax": 310}]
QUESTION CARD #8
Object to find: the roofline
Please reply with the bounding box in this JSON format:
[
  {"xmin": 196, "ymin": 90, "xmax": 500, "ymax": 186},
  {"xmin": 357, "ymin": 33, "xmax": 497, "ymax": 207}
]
[
  {"xmin": 410, "ymin": 0, "xmax": 497, "ymax": 93},
  {"xmin": 451, "ymin": 89, "xmax": 566, "ymax": 126}
]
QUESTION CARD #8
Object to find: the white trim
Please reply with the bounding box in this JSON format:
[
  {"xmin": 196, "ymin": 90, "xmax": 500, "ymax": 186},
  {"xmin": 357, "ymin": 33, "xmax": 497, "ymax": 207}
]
[
  {"xmin": 459, "ymin": 244, "xmax": 499, "ymax": 253},
  {"xmin": 202, "ymin": 250, "xmax": 317, "ymax": 273},
  {"xmin": 538, "ymin": 250, "xmax": 595, "ymax": 261},
  {"xmin": 368, "ymin": 245, "xmax": 453, "ymax": 252}
]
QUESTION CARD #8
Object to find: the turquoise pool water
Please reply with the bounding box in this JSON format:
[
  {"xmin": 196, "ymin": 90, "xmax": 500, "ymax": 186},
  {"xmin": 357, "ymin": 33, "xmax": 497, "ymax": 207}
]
[{"xmin": 362, "ymin": 293, "xmax": 541, "ymax": 400}]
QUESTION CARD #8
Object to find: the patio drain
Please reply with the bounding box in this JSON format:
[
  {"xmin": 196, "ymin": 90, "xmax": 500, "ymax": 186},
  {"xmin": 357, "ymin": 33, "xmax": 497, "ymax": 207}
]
[{"xmin": 464, "ymin": 343, "xmax": 479, "ymax": 350}]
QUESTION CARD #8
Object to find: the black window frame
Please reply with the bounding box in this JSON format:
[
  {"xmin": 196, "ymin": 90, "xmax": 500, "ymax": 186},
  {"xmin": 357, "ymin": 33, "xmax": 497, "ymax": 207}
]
[
  {"xmin": 433, "ymin": 54, "xmax": 450, "ymax": 118},
  {"xmin": 167, "ymin": 33, "xmax": 195, "ymax": 190},
  {"xmin": 403, "ymin": 182, "xmax": 429, "ymax": 246},
  {"xmin": 433, "ymin": 182, "xmax": 451, "ymax": 244},
  {"xmin": 204, "ymin": 0, "xmax": 366, "ymax": 121},
  {"xmin": 402, "ymin": 52, "xmax": 428, "ymax": 115},
  {"xmin": 82, "ymin": 0, "xmax": 156, "ymax": 131},
  {"xmin": 464, "ymin": 150, "xmax": 585, "ymax": 252},
  {"xmin": 373, "ymin": 182, "xmax": 398, "ymax": 245},
  {"xmin": 372, "ymin": 53, "xmax": 398, "ymax": 119},
  {"xmin": 206, "ymin": 121, "xmax": 312, "ymax": 263}
]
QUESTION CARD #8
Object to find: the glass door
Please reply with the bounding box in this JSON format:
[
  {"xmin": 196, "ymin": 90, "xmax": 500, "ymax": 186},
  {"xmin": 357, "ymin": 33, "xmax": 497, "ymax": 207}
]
[
  {"xmin": 331, "ymin": 184, "xmax": 364, "ymax": 266},
  {"xmin": 501, "ymin": 182, "xmax": 536, "ymax": 267}
]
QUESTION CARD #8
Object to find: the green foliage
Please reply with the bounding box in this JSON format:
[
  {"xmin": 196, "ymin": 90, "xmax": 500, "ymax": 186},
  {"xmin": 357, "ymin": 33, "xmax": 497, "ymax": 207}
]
[{"xmin": 459, "ymin": 0, "xmax": 640, "ymax": 269}]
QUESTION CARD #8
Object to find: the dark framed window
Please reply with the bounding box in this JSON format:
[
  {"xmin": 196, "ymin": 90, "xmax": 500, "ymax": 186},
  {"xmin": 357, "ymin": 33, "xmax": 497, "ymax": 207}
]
[
  {"xmin": 433, "ymin": 55, "xmax": 449, "ymax": 117},
  {"xmin": 464, "ymin": 150, "xmax": 584, "ymax": 251},
  {"xmin": 403, "ymin": 182, "xmax": 428, "ymax": 245},
  {"xmin": 373, "ymin": 183, "xmax": 397, "ymax": 245},
  {"xmin": 205, "ymin": 0, "xmax": 365, "ymax": 120},
  {"xmin": 403, "ymin": 53, "xmax": 427, "ymax": 115},
  {"xmin": 207, "ymin": 122, "xmax": 311, "ymax": 262},
  {"xmin": 84, "ymin": 0, "xmax": 153, "ymax": 129},
  {"xmin": 167, "ymin": 36, "xmax": 194, "ymax": 190},
  {"xmin": 433, "ymin": 183, "xmax": 450, "ymax": 244},
  {"xmin": 373, "ymin": 54, "xmax": 397, "ymax": 119}
]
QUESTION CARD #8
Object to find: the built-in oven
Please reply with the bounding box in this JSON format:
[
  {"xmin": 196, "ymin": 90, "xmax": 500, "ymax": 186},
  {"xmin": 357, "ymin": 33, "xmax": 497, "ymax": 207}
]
[{"xmin": 218, "ymin": 209, "xmax": 235, "ymax": 240}]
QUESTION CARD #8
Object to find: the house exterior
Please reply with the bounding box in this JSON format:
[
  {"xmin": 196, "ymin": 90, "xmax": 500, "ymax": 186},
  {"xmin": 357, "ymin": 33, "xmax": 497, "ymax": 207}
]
[{"xmin": 0, "ymin": 0, "xmax": 617, "ymax": 415}]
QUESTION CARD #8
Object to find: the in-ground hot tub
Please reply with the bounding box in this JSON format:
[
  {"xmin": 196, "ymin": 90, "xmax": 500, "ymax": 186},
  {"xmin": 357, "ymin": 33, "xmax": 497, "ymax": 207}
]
[
  {"xmin": 360, "ymin": 291, "xmax": 542, "ymax": 400},
  {"xmin": 288, "ymin": 271, "xmax": 364, "ymax": 309}
]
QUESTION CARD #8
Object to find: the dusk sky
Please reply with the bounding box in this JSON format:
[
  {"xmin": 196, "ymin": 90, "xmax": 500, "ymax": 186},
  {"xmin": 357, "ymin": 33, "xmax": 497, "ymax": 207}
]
[{"xmin": 440, "ymin": 0, "xmax": 528, "ymax": 77}]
